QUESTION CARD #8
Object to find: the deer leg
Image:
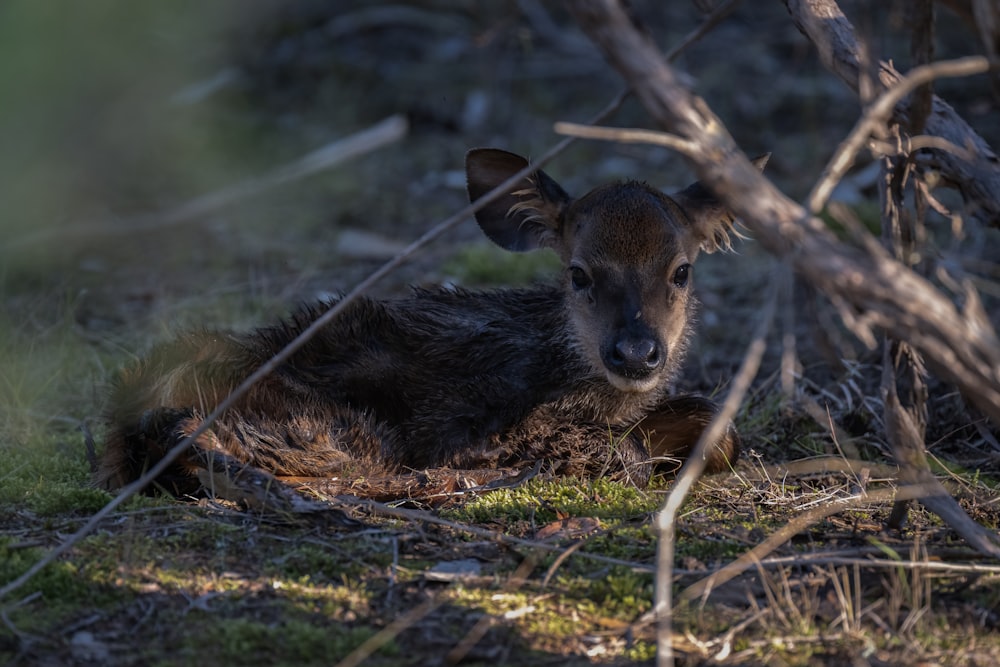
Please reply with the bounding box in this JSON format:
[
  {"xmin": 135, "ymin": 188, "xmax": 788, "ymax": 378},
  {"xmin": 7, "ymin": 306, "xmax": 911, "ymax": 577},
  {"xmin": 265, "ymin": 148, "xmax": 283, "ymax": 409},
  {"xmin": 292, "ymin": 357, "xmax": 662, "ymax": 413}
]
[
  {"xmin": 101, "ymin": 404, "xmax": 395, "ymax": 496},
  {"xmin": 95, "ymin": 407, "xmax": 223, "ymax": 496},
  {"xmin": 638, "ymin": 395, "xmax": 740, "ymax": 474}
]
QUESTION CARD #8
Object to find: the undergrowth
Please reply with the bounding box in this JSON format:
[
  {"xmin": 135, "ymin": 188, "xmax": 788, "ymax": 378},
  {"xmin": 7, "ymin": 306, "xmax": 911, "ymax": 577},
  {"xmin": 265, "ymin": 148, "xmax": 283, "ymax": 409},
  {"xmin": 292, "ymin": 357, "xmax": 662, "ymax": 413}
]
[{"xmin": 2, "ymin": 2, "xmax": 1000, "ymax": 665}]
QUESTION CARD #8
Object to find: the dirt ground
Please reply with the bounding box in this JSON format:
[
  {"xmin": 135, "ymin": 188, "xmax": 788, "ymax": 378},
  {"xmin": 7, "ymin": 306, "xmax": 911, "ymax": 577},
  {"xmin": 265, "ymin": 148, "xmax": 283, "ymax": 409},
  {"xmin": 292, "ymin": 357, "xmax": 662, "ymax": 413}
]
[{"xmin": 2, "ymin": 1, "xmax": 1000, "ymax": 665}]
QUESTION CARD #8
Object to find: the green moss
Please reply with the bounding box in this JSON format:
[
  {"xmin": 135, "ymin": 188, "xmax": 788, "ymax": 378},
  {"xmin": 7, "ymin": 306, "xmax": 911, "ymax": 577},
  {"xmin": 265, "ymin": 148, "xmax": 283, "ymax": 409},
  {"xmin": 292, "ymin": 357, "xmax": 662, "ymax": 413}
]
[
  {"xmin": 0, "ymin": 539, "xmax": 89, "ymax": 602},
  {"xmin": 447, "ymin": 477, "xmax": 658, "ymax": 526},
  {"xmin": 624, "ymin": 641, "xmax": 656, "ymax": 661},
  {"xmin": 0, "ymin": 438, "xmax": 109, "ymax": 516}
]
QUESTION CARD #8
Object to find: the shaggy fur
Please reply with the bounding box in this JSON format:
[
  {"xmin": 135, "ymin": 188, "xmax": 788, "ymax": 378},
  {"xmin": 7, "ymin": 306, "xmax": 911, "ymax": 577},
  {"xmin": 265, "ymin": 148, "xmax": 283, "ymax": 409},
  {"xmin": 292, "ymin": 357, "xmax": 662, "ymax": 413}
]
[{"xmin": 98, "ymin": 149, "xmax": 751, "ymax": 496}]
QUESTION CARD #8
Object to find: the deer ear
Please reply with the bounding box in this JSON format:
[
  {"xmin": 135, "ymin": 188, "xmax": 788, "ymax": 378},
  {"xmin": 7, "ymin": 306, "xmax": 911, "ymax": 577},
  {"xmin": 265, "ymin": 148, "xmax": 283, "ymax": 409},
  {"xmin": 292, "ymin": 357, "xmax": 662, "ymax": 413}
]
[
  {"xmin": 672, "ymin": 153, "xmax": 770, "ymax": 254},
  {"xmin": 466, "ymin": 148, "xmax": 572, "ymax": 252}
]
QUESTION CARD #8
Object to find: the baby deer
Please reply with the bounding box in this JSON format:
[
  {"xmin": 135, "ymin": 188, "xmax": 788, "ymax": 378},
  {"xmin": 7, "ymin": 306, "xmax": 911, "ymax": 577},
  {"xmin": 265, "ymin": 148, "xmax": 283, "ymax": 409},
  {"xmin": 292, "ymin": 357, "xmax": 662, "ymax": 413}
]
[{"xmin": 98, "ymin": 149, "xmax": 761, "ymax": 497}]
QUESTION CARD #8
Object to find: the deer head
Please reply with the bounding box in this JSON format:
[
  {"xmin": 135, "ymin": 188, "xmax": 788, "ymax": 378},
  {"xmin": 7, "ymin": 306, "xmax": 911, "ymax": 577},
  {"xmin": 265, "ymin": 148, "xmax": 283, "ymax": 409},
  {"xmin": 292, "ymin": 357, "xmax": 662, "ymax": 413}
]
[{"xmin": 466, "ymin": 148, "xmax": 767, "ymax": 394}]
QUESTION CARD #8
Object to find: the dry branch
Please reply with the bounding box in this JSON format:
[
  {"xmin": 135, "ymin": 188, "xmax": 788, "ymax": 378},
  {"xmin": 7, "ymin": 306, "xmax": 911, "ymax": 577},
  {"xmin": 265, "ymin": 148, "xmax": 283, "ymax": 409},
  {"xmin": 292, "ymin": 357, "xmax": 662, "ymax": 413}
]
[
  {"xmin": 907, "ymin": 0, "xmax": 935, "ymax": 135},
  {"xmin": 784, "ymin": 0, "xmax": 1000, "ymax": 227},
  {"xmin": 567, "ymin": 0, "xmax": 1000, "ymax": 428},
  {"xmin": 652, "ymin": 272, "xmax": 776, "ymax": 664},
  {"xmin": 807, "ymin": 56, "xmax": 990, "ymax": 214},
  {"xmin": 564, "ymin": 5, "xmax": 1000, "ymax": 661}
]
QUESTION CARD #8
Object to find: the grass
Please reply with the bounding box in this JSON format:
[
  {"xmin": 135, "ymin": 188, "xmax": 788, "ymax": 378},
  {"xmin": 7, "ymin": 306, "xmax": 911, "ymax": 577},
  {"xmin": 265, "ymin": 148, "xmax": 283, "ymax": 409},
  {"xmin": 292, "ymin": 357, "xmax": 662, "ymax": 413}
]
[
  {"xmin": 3, "ymin": 216, "xmax": 999, "ymax": 667},
  {"xmin": 2, "ymin": 2, "xmax": 1000, "ymax": 664},
  {"xmin": 3, "ymin": 304, "xmax": 999, "ymax": 665}
]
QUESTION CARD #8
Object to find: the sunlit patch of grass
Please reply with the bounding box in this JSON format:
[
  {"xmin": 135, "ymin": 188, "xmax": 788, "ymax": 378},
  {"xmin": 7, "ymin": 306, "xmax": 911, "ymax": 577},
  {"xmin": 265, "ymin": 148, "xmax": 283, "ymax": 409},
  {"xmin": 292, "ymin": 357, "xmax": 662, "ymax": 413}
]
[{"xmin": 446, "ymin": 477, "xmax": 659, "ymax": 527}]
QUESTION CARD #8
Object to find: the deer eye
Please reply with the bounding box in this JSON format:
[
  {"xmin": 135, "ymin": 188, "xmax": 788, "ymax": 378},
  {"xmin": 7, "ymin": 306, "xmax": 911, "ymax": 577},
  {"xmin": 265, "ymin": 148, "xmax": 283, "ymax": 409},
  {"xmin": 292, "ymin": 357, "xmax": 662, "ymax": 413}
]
[
  {"xmin": 569, "ymin": 266, "xmax": 592, "ymax": 291},
  {"xmin": 672, "ymin": 263, "xmax": 691, "ymax": 288}
]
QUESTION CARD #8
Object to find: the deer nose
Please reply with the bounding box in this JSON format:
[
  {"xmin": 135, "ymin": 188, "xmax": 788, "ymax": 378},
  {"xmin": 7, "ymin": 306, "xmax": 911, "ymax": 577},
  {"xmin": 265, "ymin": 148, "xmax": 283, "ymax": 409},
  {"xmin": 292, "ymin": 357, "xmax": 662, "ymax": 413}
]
[{"xmin": 609, "ymin": 337, "xmax": 662, "ymax": 378}]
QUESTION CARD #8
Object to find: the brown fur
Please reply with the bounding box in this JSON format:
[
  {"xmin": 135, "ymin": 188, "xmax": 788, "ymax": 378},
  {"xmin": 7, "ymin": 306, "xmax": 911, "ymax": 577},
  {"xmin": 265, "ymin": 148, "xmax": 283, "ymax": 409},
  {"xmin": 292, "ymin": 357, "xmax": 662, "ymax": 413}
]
[{"xmin": 97, "ymin": 149, "xmax": 758, "ymax": 498}]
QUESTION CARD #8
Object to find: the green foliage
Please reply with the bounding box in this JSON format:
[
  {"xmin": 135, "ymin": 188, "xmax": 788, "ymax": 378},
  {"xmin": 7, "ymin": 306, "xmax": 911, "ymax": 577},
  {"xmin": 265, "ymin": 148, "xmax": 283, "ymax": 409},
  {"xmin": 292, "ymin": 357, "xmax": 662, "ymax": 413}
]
[
  {"xmin": 0, "ymin": 437, "xmax": 109, "ymax": 516},
  {"xmin": 444, "ymin": 243, "xmax": 562, "ymax": 286},
  {"xmin": 447, "ymin": 477, "xmax": 658, "ymax": 526}
]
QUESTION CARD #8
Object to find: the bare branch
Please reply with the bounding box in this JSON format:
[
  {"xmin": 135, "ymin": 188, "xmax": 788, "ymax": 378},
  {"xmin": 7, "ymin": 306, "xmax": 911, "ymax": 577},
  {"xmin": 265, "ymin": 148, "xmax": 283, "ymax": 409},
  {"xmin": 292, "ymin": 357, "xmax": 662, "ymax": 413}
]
[
  {"xmin": 654, "ymin": 274, "xmax": 776, "ymax": 665},
  {"xmin": 907, "ymin": 0, "xmax": 935, "ymax": 134},
  {"xmin": 808, "ymin": 56, "xmax": 990, "ymax": 214},
  {"xmin": 554, "ymin": 122, "xmax": 700, "ymax": 154},
  {"xmin": 868, "ymin": 135, "xmax": 977, "ymax": 162},
  {"xmin": 784, "ymin": 0, "xmax": 1000, "ymax": 227},
  {"xmin": 662, "ymin": 0, "xmax": 744, "ymax": 62},
  {"xmin": 567, "ymin": 0, "xmax": 1000, "ymax": 431}
]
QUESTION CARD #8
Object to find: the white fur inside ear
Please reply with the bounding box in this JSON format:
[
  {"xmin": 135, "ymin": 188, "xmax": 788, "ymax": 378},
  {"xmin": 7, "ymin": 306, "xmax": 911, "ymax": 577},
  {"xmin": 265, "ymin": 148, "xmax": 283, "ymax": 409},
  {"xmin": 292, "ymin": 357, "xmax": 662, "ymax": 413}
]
[
  {"xmin": 701, "ymin": 221, "xmax": 749, "ymax": 254},
  {"xmin": 506, "ymin": 185, "xmax": 549, "ymax": 227}
]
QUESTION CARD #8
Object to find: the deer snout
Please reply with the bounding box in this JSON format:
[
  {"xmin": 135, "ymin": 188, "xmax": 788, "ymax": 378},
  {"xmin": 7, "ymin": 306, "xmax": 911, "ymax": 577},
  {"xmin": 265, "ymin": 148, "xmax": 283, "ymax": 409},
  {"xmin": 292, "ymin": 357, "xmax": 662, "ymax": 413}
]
[{"xmin": 606, "ymin": 336, "xmax": 663, "ymax": 380}]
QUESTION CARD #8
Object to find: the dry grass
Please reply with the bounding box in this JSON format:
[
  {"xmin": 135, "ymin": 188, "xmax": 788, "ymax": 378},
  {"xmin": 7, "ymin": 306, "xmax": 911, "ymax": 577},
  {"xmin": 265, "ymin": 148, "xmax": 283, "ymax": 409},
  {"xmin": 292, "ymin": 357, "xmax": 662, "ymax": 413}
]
[{"xmin": 2, "ymin": 1, "xmax": 1000, "ymax": 665}]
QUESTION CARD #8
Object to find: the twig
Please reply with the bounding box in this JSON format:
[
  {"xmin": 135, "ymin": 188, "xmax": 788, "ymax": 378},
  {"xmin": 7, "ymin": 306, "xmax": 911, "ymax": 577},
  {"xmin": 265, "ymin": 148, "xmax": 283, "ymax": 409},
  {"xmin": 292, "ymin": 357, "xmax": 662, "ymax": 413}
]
[
  {"xmin": 678, "ymin": 482, "xmax": 946, "ymax": 602},
  {"xmin": 5, "ymin": 114, "xmax": 408, "ymax": 251},
  {"xmin": 784, "ymin": 0, "xmax": 1000, "ymax": 227},
  {"xmin": 553, "ymin": 122, "xmax": 699, "ymax": 155},
  {"xmin": 868, "ymin": 134, "xmax": 976, "ymax": 162},
  {"xmin": 350, "ymin": 498, "xmax": 652, "ymax": 572},
  {"xmin": 333, "ymin": 595, "xmax": 442, "ymax": 667},
  {"xmin": 748, "ymin": 553, "xmax": 1000, "ymax": 575},
  {"xmin": 0, "ymin": 90, "xmax": 628, "ymax": 604},
  {"xmin": 653, "ymin": 272, "xmax": 777, "ymax": 666},
  {"xmin": 907, "ymin": 0, "xmax": 935, "ymax": 135},
  {"xmin": 662, "ymin": 0, "xmax": 744, "ymax": 63},
  {"xmin": 807, "ymin": 56, "xmax": 990, "ymax": 214}
]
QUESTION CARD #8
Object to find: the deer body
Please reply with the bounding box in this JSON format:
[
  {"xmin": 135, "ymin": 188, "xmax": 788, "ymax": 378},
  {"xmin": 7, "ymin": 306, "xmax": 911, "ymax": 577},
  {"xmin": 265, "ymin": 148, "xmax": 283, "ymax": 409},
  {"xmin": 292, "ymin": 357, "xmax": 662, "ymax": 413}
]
[{"xmin": 98, "ymin": 149, "xmax": 755, "ymax": 495}]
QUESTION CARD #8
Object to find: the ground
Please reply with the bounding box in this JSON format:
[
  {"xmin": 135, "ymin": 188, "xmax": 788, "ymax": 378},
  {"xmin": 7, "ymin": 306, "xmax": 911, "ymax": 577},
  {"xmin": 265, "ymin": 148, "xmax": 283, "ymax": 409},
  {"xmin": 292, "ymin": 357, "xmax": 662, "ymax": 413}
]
[{"xmin": 1, "ymin": 1, "xmax": 999, "ymax": 665}]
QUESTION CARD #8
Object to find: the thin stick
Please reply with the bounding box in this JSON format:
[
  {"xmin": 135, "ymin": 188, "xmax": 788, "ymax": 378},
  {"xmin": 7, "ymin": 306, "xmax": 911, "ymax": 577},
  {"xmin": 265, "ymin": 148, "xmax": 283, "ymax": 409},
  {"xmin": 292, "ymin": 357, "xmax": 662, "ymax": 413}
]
[
  {"xmin": 678, "ymin": 482, "xmax": 947, "ymax": 602},
  {"xmin": 785, "ymin": 0, "xmax": 1000, "ymax": 228},
  {"xmin": 653, "ymin": 273, "xmax": 777, "ymax": 667},
  {"xmin": 553, "ymin": 123, "xmax": 700, "ymax": 156},
  {"xmin": 808, "ymin": 56, "xmax": 989, "ymax": 214},
  {"xmin": 0, "ymin": 91, "xmax": 628, "ymax": 604},
  {"xmin": 333, "ymin": 596, "xmax": 442, "ymax": 667},
  {"xmin": 663, "ymin": 0, "xmax": 743, "ymax": 63},
  {"xmin": 739, "ymin": 554, "xmax": 1000, "ymax": 575}
]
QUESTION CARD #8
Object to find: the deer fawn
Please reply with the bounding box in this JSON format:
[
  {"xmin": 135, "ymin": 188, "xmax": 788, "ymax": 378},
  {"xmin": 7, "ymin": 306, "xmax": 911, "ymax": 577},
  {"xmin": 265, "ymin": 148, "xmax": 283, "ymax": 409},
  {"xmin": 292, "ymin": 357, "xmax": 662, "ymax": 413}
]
[{"xmin": 98, "ymin": 149, "xmax": 760, "ymax": 497}]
